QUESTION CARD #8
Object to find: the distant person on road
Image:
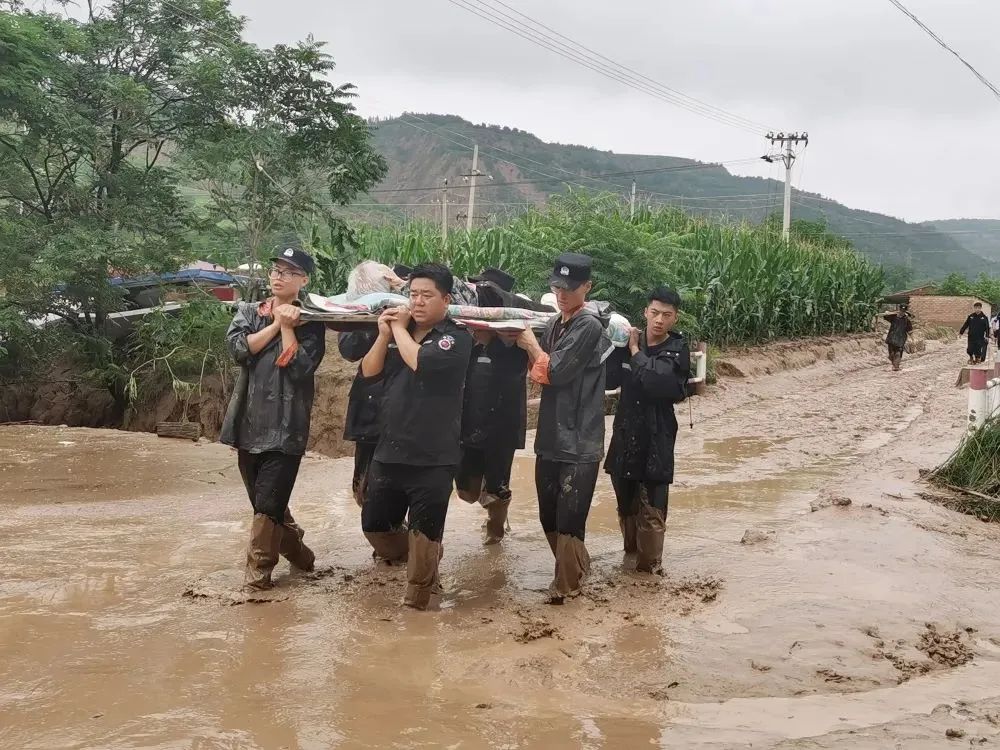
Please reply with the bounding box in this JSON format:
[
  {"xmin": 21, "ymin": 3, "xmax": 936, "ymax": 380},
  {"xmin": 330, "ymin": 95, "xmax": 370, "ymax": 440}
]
[
  {"xmin": 359, "ymin": 263, "xmax": 473, "ymax": 610},
  {"xmin": 604, "ymin": 287, "xmax": 691, "ymax": 574},
  {"xmin": 516, "ymin": 252, "xmax": 610, "ymax": 604},
  {"xmin": 992, "ymin": 310, "xmax": 1000, "ymax": 348},
  {"xmin": 960, "ymin": 302, "xmax": 990, "ymax": 365},
  {"xmin": 221, "ymin": 244, "xmax": 327, "ymax": 591},
  {"xmin": 884, "ymin": 304, "xmax": 913, "ymax": 372}
]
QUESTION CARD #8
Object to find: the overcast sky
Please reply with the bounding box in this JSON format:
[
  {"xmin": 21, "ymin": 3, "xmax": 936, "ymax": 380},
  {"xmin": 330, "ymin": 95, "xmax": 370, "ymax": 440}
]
[{"xmin": 232, "ymin": 0, "xmax": 999, "ymax": 223}]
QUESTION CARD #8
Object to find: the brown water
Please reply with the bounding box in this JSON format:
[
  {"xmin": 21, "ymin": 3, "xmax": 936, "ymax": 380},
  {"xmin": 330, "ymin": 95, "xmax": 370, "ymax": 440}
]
[{"xmin": 3, "ymin": 342, "xmax": 1000, "ymax": 749}]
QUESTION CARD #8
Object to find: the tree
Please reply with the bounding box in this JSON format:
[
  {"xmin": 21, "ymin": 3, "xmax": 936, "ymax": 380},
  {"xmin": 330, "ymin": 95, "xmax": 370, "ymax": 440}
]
[
  {"xmin": 936, "ymin": 272, "xmax": 972, "ymax": 297},
  {"xmin": 0, "ymin": 1, "xmax": 244, "ymax": 339},
  {"xmin": 881, "ymin": 262, "xmax": 915, "ymax": 293},
  {"xmin": 182, "ymin": 37, "xmax": 387, "ymax": 282}
]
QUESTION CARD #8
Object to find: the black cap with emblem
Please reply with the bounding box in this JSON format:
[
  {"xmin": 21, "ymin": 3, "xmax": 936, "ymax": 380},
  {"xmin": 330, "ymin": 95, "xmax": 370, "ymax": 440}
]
[
  {"xmin": 270, "ymin": 241, "xmax": 316, "ymax": 275},
  {"xmin": 548, "ymin": 252, "xmax": 593, "ymax": 290}
]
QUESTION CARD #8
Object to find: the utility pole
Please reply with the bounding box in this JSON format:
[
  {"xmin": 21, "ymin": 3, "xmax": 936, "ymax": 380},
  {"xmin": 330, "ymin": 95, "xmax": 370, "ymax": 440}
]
[
  {"xmin": 466, "ymin": 145, "xmax": 479, "ymax": 232},
  {"xmin": 440, "ymin": 178, "xmax": 449, "ymax": 242},
  {"xmin": 461, "ymin": 145, "xmax": 492, "ymax": 232},
  {"xmin": 763, "ymin": 131, "xmax": 809, "ymax": 242},
  {"xmin": 630, "ymin": 178, "xmax": 637, "ymax": 220}
]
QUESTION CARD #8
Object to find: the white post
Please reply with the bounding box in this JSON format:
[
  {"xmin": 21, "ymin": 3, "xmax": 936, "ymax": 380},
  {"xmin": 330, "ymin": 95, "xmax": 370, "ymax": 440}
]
[
  {"xmin": 630, "ymin": 178, "xmax": 637, "ymax": 220},
  {"xmin": 969, "ymin": 368, "xmax": 989, "ymax": 430}
]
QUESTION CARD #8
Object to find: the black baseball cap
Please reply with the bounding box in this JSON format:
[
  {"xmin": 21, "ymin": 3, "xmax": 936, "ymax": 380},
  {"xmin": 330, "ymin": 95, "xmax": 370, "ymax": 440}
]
[
  {"xmin": 469, "ymin": 267, "xmax": 516, "ymax": 293},
  {"xmin": 270, "ymin": 245, "xmax": 315, "ymax": 275},
  {"xmin": 549, "ymin": 252, "xmax": 592, "ymax": 290},
  {"xmin": 393, "ymin": 264, "xmax": 413, "ymax": 280}
]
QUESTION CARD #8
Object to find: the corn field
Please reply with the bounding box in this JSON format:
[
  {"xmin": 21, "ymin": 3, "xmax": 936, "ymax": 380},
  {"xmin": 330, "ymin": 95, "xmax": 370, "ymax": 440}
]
[{"xmin": 313, "ymin": 193, "xmax": 884, "ymax": 347}]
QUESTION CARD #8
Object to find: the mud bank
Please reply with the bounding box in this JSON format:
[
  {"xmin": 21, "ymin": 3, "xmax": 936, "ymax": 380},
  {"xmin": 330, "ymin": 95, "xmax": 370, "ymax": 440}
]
[
  {"xmin": 3, "ymin": 340, "xmax": 999, "ymax": 749},
  {"xmin": 1, "ymin": 332, "xmax": 361, "ymax": 459},
  {"xmin": 713, "ymin": 327, "xmax": 949, "ymax": 379}
]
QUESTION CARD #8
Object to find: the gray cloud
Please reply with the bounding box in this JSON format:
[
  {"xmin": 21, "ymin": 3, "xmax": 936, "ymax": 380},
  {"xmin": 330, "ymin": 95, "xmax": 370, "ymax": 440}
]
[{"xmin": 234, "ymin": 0, "xmax": 1000, "ymax": 221}]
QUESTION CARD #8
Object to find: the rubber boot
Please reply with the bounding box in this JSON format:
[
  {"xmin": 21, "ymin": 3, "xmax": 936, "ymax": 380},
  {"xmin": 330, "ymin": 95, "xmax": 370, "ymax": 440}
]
[
  {"xmin": 483, "ymin": 497, "xmax": 510, "ymax": 545},
  {"xmin": 619, "ymin": 513, "xmax": 638, "ymax": 554},
  {"xmin": 280, "ymin": 509, "xmax": 315, "ymax": 572},
  {"xmin": 635, "ymin": 502, "xmax": 666, "ymax": 574},
  {"xmin": 403, "ymin": 531, "xmax": 441, "ymax": 610},
  {"xmin": 547, "ymin": 533, "xmax": 590, "ymax": 603},
  {"xmin": 245, "ymin": 513, "xmax": 282, "ymax": 591},
  {"xmin": 364, "ymin": 528, "xmax": 409, "ymax": 565}
]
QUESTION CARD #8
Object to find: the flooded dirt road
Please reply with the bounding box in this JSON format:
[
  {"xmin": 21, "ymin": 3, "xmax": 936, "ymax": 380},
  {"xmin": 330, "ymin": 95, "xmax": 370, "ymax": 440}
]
[{"xmin": 3, "ymin": 339, "xmax": 1000, "ymax": 749}]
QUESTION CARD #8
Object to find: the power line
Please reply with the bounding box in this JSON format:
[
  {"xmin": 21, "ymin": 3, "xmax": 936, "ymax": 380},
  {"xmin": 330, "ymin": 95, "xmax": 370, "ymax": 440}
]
[
  {"xmin": 483, "ymin": 0, "xmax": 774, "ymax": 133},
  {"xmin": 446, "ymin": 0, "xmax": 771, "ymax": 135},
  {"xmin": 886, "ymin": 0, "xmax": 1000, "ymax": 102}
]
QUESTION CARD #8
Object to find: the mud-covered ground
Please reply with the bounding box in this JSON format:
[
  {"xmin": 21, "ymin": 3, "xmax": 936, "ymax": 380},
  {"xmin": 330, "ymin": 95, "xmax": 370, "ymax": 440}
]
[{"xmin": 3, "ymin": 338, "xmax": 1000, "ymax": 749}]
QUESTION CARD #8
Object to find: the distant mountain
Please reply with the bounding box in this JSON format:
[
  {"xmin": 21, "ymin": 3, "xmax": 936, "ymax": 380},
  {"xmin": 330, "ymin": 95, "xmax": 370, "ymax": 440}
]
[
  {"xmin": 363, "ymin": 114, "xmax": 987, "ymax": 280},
  {"xmin": 920, "ymin": 219, "xmax": 1000, "ymax": 266}
]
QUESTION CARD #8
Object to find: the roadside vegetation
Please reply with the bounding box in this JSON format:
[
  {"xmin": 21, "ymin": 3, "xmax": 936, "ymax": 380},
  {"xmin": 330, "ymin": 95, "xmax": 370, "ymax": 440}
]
[{"xmin": 930, "ymin": 420, "xmax": 1000, "ymax": 523}]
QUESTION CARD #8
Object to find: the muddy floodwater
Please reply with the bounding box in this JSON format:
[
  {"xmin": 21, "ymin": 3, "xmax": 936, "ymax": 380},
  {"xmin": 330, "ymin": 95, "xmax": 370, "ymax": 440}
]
[{"xmin": 3, "ymin": 340, "xmax": 1000, "ymax": 749}]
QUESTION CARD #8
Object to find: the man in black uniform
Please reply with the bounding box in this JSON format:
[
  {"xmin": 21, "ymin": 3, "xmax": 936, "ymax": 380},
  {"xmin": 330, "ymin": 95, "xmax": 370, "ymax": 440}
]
[
  {"xmin": 456, "ymin": 266, "xmax": 528, "ymax": 544},
  {"xmin": 338, "ymin": 330, "xmax": 381, "ymax": 509},
  {"xmin": 359, "ymin": 263, "xmax": 473, "ymax": 610},
  {"xmin": 517, "ymin": 252, "xmax": 608, "ymax": 603},
  {"xmin": 884, "ymin": 304, "xmax": 913, "ymax": 372},
  {"xmin": 604, "ymin": 287, "xmax": 690, "ymax": 574},
  {"xmin": 455, "ymin": 269, "xmax": 529, "ymax": 544},
  {"xmin": 960, "ymin": 302, "xmax": 990, "ymax": 364},
  {"xmin": 221, "ymin": 245, "xmax": 326, "ymax": 591}
]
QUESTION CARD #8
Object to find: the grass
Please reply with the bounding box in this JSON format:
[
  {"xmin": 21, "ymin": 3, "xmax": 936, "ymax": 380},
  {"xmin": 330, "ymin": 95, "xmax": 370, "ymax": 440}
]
[{"xmin": 930, "ymin": 418, "xmax": 1000, "ymax": 522}]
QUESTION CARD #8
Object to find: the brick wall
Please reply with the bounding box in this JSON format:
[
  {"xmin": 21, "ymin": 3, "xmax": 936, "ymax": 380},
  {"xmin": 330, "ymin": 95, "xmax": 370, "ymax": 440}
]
[{"xmin": 907, "ymin": 296, "xmax": 992, "ymax": 327}]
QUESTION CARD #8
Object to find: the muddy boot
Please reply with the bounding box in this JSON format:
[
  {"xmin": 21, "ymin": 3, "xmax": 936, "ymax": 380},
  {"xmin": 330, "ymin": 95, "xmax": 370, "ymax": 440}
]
[
  {"xmin": 483, "ymin": 497, "xmax": 510, "ymax": 545},
  {"xmin": 635, "ymin": 502, "xmax": 666, "ymax": 575},
  {"xmin": 364, "ymin": 528, "xmax": 409, "ymax": 565},
  {"xmin": 403, "ymin": 531, "xmax": 441, "ymax": 611},
  {"xmin": 618, "ymin": 513, "xmax": 638, "ymax": 554},
  {"xmin": 280, "ymin": 509, "xmax": 315, "ymax": 572},
  {"xmin": 244, "ymin": 513, "xmax": 282, "ymax": 591},
  {"xmin": 549, "ymin": 533, "xmax": 590, "ymax": 602}
]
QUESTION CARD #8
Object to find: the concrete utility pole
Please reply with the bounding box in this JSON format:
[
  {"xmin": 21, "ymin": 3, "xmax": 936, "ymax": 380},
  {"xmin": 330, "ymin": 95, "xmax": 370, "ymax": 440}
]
[
  {"xmin": 630, "ymin": 178, "xmax": 637, "ymax": 220},
  {"xmin": 466, "ymin": 145, "xmax": 479, "ymax": 232},
  {"xmin": 461, "ymin": 145, "xmax": 492, "ymax": 232},
  {"xmin": 763, "ymin": 131, "xmax": 809, "ymax": 242},
  {"xmin": 440, "ymin": 178, "xmax": 449, "ymax": 242}
]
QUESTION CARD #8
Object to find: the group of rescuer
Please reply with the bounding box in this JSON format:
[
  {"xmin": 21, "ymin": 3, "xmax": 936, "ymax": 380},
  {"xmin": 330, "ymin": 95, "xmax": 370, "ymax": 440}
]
[{"xmin": 221, "ymin": 242, "xmax": 692, "ymax": 609}]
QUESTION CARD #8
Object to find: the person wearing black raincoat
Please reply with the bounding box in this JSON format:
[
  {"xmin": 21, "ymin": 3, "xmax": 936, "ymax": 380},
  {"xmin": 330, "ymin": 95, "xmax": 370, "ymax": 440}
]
[
  {"xmin": 455, "ymin": 268, "xmax": 529, "ymax": 545},
  {"xmin": 338, "ymin": 331, "xmax": 382, "ymax": 508},
  {"xmin": 884, "ymin": 304, "xmax": 913, "ymax": 371},
  {"xmin": 960, "ymin": 302, "xmax": 990, "ymax": 364},
  {"xmin": 221, "ymin": 245, "xmax": 327, "ymax": 591},
  {"xmin": 603, "ymin": 287, "xmax": 690, "ymax": 574},
  {"xmin": 517, "ymin": 253, "xmax": 610, "ymax": 603}
]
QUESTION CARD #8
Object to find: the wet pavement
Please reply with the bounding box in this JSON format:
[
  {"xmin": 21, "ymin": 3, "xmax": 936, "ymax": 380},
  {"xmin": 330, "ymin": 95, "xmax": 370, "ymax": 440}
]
[{"xmin": 3, "ymin": 340, "xmax": 1000, "ymax": 749}]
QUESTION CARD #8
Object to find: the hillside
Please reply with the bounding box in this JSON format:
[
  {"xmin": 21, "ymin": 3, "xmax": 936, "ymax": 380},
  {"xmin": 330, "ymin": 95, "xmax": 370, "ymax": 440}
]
[
  {"xmin": 362, "ymin": 114, "xmax": 985, "ymax": 280},
  {"xmin": 921, "ymin": 219, "xmax": 1000, "ymax": 264}
]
